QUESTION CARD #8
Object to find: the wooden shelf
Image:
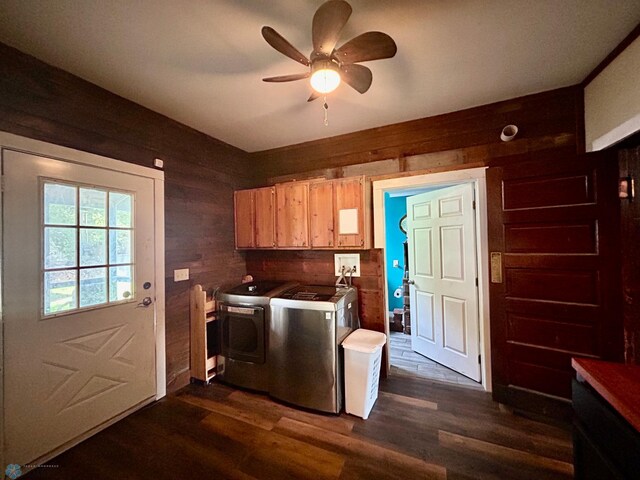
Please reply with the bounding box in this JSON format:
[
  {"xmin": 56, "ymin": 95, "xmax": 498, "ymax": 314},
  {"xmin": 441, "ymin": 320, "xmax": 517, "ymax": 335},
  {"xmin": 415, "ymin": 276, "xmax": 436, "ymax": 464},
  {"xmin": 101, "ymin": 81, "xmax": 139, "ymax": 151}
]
[{"xmin": 190, "ymin": 284, "xmax": 218, "ymax": 383}]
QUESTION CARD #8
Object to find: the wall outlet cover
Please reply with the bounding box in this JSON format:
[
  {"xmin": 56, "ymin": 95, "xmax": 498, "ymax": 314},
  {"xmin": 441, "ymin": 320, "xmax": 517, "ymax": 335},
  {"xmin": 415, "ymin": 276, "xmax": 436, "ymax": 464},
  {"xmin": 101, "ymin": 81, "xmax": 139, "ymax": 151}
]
[{"xmin": 174, "ymin": 268, "xmax": 189, "ymax": 282}]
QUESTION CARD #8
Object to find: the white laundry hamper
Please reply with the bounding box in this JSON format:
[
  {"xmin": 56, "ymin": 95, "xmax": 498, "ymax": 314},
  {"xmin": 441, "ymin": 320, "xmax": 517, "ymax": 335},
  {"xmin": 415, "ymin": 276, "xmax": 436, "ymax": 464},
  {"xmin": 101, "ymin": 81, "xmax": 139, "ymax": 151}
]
[{"xmin": 342, "ymin": 329, "xmax": 387, "ymax": 419}]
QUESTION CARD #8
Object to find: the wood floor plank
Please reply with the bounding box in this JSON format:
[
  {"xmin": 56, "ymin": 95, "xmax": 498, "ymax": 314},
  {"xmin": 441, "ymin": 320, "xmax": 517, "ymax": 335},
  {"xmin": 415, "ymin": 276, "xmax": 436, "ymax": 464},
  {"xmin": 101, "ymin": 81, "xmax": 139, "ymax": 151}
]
[
  {"xmin": 378, "ymin": 390, "xmax": 438, "ymax": 410},
  {"xmin": 274, "ymin": 416, "xmax": 447, "ymax": 480},
  {"xmin": 179, "ymin": 392, "xmax": 279, "ymax": 430},
  {"xmin": 24, "ymin": 372, "xmax": 574, "ymax": 479},
  {"xmin": 202, "ymin": 411, "xmax": 346, "ymax": 480},
  {"xmin": 439, "ymin": 430, "xmax": 574, "ymax": 476},
  {"xmin": 227, "ymin": 389, "xmax": 356, "ymax": 435}
]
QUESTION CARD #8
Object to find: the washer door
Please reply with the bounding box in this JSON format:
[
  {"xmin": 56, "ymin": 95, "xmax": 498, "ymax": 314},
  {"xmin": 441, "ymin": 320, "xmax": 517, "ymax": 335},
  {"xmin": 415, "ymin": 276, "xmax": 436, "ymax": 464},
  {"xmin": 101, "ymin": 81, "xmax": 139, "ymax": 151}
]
[{"xmin": 219, "ymin": 304, "xmax": 265, "ymax": 364}]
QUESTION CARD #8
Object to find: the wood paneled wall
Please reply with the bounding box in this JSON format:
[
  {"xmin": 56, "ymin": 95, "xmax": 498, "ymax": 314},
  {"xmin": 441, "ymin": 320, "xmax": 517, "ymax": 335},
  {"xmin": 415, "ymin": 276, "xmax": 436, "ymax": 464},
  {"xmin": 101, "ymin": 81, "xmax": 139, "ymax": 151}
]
[
  {"xmin": 247, "ymin": 86, "xmax": 583, "ymax": 336},
  {"xmin": 251, "ymin": 86, "xmax": 584, "ymax": 183},
  {"xmin": 0, "ymin": 43, "xmax": 251, "ymax": 392},
  {"xmin": 245, "ymin": 250, "xmax": 385, "ymax": 332}
]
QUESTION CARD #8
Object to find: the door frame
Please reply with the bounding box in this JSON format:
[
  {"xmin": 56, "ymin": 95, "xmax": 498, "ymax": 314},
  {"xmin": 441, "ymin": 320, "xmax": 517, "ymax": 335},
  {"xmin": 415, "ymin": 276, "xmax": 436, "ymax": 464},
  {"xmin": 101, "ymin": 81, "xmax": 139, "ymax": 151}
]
[
  {"xmin": 0, "ymin": 132, "xmax": 166, "ymax": 468},
  {"xmin": 372, "ymin": 167, "xmax": 491, "ymax": 391}
]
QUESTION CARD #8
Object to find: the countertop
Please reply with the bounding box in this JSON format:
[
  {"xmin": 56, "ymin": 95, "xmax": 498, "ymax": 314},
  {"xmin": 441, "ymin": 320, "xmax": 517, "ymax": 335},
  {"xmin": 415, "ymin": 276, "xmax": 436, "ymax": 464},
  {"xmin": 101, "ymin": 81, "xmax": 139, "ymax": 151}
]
[{"xmin": 572, "ymin": 357, "xmax": 640, "ymax": 432}]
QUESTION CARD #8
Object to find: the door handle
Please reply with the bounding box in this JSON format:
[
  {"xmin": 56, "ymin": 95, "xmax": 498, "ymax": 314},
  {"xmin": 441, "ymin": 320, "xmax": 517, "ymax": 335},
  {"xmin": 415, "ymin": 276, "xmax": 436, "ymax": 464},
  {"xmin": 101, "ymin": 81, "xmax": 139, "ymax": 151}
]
[
  {"xmin": 407, "ymin": 280, "xmax": 415, "ymax": 285},
  {"xmin": 137, "ymin": 297, "xmax": 153, "ymax": 307}
]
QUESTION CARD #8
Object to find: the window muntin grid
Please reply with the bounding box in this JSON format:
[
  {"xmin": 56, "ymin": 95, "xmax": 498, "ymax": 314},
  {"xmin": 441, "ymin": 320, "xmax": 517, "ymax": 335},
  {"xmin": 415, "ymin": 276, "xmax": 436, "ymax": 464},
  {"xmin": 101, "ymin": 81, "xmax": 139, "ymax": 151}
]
[{"xmin": 42, "ymin": 181, "xmax": 135, "ymax": 317}]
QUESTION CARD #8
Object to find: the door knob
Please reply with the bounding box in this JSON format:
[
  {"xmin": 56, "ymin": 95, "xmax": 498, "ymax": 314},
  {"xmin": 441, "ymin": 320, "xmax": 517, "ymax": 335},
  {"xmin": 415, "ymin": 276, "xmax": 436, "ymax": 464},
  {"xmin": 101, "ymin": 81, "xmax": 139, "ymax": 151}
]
[
  {"xmin": 138, "ymin": 297, "xmax": 153, "ymax": 307},
  {"xmin": 407, "ymin": 280, "xmax": 415, "ymax": 285}
]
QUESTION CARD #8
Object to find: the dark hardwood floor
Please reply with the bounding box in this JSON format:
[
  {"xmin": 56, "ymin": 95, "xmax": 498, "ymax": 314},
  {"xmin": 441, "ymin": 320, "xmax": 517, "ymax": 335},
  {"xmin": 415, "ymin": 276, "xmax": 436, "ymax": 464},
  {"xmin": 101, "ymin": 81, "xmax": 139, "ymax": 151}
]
[{"xmin": 24, "ymin": 375, "xmax": 573, "ymax": 479}]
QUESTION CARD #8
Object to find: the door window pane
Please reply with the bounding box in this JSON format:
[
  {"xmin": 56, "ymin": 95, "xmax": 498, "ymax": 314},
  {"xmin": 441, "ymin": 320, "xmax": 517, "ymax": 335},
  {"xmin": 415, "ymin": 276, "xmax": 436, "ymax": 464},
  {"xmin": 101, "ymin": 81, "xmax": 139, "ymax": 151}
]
[
  {"xmin": 109, "ymin": 265, "xmax": 133, "ymax": 302},
  {"xmin": 109, "ymin": 192, "xmax": 132, "ymax": 228},
  {"xmin": 44, "ymin": 183, "xmax": 76, "ymax": 225},
  {"xmin": 43, "ymin": 182, "xmax": 135, "ymax": 316},
  {"xmin": 80, "ymin": 267, "xmax": 107, "ymax": 307},
  {"xmin": 80, "ymin": 188, "xmax": 107, "ymax": 226},
  {"xmin": 44, "ymin": 227, "xmax": 77, "ymax": 269},
  {"xmin": 109, "ymin": 230, "xmax": 132, "ymax": 264},
  {"xmin": 80, "ymin": 228, "xmax": 107, "ymax": 266},
  {"xmin": 44, "ymin": 270, "xmax": 77, "ymax": 314}
]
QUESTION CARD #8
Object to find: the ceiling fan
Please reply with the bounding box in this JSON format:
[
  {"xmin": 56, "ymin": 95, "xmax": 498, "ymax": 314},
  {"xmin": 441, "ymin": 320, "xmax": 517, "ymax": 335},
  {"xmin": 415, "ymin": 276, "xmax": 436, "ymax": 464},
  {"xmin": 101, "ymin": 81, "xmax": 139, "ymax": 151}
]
[{"xmin": 261, "ymin": 0, "xmax": 397, "ymax": 101}]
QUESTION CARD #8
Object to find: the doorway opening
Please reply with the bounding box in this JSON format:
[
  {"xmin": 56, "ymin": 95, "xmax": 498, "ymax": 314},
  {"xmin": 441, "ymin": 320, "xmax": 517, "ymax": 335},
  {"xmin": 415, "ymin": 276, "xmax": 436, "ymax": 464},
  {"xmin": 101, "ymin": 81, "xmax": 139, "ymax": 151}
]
[{"xmin": 373, "ymin": 167, "xmax": 491, "ymax": 391}]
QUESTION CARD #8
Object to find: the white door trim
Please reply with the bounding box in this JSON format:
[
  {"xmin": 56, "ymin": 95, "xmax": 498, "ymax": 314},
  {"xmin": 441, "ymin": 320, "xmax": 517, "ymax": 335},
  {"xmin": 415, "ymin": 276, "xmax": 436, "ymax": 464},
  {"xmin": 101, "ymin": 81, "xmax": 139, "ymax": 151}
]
[
  {"xmin": 0, "ymin": 132, "xmax": 166, "ymax": 469},
  {"xmin": 372, "ymin": 167, "xmax": 491, "ymax": 391}
]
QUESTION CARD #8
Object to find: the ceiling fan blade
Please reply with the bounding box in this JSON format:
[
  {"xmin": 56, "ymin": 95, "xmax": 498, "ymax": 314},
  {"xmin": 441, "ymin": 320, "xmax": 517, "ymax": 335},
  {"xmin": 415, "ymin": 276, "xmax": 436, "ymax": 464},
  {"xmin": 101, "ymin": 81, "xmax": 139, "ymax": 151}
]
[
  {"xmin": 312, "ymin": 0, "xmax": 352, "ymax": 56},
  {"xmin": 307, "ymin": 91, "xmax": 321, "ymax": 102},
  {"xmin": 340, "ymin": 64, "xmax": 373, "ymax": 94},
  {"xmin": 263, "ymin": 72, "xmax": 310, "ymax": 82},
  {"xmin": 335, "ymin": 31, "xmax": 397, "ymax": 64},
  {"xmin": 262, "ymin": 26, "xmax": 310, "ymax": 66}
]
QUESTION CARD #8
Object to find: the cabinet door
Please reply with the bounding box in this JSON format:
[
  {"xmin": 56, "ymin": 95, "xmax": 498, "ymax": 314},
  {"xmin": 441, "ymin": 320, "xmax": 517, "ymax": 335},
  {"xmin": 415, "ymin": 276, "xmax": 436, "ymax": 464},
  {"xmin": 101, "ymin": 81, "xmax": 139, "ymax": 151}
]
[
  {"xmin": 334, "ymin": 177, "xmax": 365, "ymax": 248},
  {"xmin": 234, "ymin": 189, "xmax": 254, "ymax": 248},
  {"xmin": 309, "ymin": 181, "xmax": 335, "ymax": 248},
  {"xmin": 276, "ymin": 182, "xmax": 309, "ymax": 248},
  {"xmin": 254, "ymin": 187, "xmax": 276, "ymax": 248}
]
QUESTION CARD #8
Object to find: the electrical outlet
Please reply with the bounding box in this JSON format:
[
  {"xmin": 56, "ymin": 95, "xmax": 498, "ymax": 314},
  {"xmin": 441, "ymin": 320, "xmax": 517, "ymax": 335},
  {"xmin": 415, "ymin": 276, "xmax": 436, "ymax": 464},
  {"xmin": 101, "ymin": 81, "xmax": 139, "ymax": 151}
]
[
  {"xmin": 174, "ymin": 268, "xmax": 189, "ymax": 282},
  {"xmin": 393, "ymin": 259, "xmax": 399, "ymax": 268}
]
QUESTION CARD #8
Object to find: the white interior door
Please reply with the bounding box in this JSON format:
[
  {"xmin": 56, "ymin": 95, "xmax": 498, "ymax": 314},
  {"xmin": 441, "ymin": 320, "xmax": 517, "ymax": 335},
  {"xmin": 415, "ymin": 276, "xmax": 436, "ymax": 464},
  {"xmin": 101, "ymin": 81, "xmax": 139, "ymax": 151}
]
[
  {"xmin": 407, "ymin": 183, "xmax": 481, "ymax": 381},
  {"xmin": 3, "ymin": 149, "xmax": 157, "ymax": 465}
]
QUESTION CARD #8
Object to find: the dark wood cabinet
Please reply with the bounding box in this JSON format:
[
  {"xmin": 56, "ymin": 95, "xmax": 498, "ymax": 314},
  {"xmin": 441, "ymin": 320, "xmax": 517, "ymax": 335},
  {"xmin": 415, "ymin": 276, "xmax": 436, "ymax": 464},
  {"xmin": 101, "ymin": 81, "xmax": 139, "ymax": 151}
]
[{"xmin": 572, "ymin": 359, "xmax": 640, "ymax": 480}]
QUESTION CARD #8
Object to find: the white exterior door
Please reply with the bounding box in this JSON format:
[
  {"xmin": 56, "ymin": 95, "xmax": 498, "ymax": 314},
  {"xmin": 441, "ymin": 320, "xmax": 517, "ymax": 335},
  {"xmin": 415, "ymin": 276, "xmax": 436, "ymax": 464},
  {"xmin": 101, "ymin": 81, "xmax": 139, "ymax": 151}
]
[
  {"xmin": 3, "ymin": 149, "xmax": 158, "ymax": 465},
  {"xmin": 407, "ymin": 183, "xmax": 481, "ymax": 381}
]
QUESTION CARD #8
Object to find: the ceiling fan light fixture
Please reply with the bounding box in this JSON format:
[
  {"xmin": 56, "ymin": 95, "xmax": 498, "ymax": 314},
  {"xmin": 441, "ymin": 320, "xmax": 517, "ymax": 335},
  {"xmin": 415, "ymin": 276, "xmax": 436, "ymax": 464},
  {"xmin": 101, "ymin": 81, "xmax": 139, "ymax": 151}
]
[{"xmin": 310, "ymin": 58, "xmax": 341, "ymax": 94}]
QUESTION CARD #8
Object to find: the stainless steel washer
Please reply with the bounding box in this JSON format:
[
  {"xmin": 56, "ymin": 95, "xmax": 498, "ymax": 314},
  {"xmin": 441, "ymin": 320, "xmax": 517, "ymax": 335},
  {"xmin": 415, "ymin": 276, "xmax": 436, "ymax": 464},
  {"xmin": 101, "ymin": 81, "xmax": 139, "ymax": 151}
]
[{"xmin": 269, "ymin": 285, "xmax": 359, "ymax": 413}]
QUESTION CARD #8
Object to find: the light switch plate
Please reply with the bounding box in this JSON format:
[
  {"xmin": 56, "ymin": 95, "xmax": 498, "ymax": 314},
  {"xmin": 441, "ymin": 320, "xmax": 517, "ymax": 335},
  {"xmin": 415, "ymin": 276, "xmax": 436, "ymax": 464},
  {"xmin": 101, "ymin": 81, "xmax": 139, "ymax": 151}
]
[
  {"xmin": 174, "ymin": 268, "xmax": 189, "ymax": 282},
  {"xmin": 334, "ymin": 253, "xmax": 361, "ymax": 277}
]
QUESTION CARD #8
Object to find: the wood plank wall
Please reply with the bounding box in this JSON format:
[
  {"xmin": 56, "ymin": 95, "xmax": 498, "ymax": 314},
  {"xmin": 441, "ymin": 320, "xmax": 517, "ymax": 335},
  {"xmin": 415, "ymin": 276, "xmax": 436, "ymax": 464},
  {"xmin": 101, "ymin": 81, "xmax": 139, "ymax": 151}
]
[
  {"xmin": 250, "ymin": 86, "xmax": 584, "ymax": 184},
  {"xmin": 245, "ymin": 250, "xmax": 385, "ymax": 331},
  {"xmin": 247, "ymin": 86, "xmax": 583, "ymax": 337},
  {"xmin": 0, "ymin": 43, "xmax": 251, "ymax": 392}
]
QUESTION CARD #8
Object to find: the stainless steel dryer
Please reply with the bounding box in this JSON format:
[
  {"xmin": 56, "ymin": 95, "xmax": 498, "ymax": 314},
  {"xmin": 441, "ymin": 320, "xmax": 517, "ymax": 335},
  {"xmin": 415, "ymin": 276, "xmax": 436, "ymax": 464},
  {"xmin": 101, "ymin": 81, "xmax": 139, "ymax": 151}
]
[
  {"xmin": 216, "ymin": 281, "xmax": 296, "ymax": 392},
  {"xmin": 269, "ymin": 285, "xmax": 359, "ymax": 413}
]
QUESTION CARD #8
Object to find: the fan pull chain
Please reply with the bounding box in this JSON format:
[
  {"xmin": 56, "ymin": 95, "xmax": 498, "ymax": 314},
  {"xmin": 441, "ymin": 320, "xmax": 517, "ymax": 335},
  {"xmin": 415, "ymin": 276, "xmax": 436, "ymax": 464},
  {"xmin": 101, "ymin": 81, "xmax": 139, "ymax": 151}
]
[{"xmin": 323, "ymin": 96, "xmax": 329, "ymax": 126}]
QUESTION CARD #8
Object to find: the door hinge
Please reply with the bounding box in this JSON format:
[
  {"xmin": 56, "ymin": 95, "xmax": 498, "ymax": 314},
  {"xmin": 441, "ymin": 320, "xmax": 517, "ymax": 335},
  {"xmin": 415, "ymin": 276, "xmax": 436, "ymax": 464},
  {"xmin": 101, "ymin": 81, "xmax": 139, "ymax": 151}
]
[
  {"xmin": 0, "ymin": 175, "xmax": 4, "ymax": 192},
  {"xmin": 472, "ymin": 200, "xmax": 476, "ymax": 210},
  {"xmin": 475, "ymin": 277, "xmax": 478, "ymax": 287},
  {"xmin": 478, "ymin": 354, "xmax": 481, "ymax": 364}
]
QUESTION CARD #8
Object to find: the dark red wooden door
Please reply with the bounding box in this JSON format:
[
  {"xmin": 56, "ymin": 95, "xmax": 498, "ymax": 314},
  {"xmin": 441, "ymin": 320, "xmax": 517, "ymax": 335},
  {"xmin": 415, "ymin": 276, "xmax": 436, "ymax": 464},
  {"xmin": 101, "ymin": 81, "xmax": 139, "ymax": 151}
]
[{"xmin": 488, "ymin": 150, "xmax": 622, "ymax": 409}]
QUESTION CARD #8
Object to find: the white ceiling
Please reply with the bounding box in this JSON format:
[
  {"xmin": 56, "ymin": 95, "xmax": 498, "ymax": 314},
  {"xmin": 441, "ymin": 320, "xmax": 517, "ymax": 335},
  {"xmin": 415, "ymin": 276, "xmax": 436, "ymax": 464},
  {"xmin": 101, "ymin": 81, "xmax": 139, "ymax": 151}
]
[{"xmin": 0, "ymin": 1, "xmax": 639, "ymax": 152}]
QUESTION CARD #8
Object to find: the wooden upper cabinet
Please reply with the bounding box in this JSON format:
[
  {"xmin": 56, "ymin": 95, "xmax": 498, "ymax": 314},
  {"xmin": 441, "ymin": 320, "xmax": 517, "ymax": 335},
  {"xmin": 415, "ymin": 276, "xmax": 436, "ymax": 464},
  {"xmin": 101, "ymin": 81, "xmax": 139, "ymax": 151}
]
[
  {"xmin": 334, "ymin": 176, "xmax": 370, "ymax": 249},
  {"xmin": 309, "ymin": 181, "xmax": 335, "ymax": 248},
  {"xmin": 234, "ymin": 176, "xmax": 369, "ymax": 250},
  {"xmin": 234, "ymin": 189, "xmax": 254, "ymax": 248},
  {"xmin": 276, "ymin": 182, "xmax": 309, "ymax": 248},
  {"xmin": 254, "ymin": 187, "xmax": 276, "ymax": 248}
]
